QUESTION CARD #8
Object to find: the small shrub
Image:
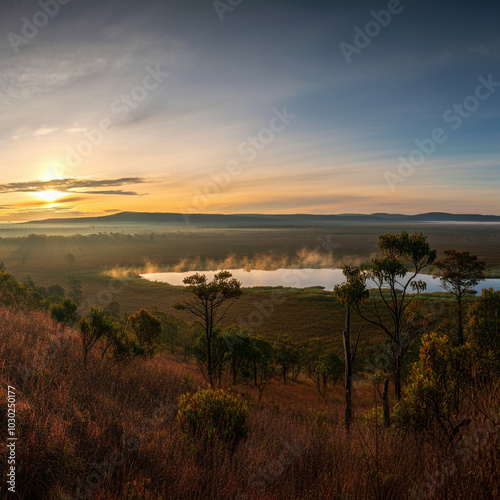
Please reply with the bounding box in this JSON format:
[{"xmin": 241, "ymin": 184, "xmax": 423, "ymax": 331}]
[
  {"xmin": 177, "ymin": 388, "xmax": 249, "ymax": 454},
  {"xmin": 393, "ymin": 332, "xmax": 475, "ymax": 443}
]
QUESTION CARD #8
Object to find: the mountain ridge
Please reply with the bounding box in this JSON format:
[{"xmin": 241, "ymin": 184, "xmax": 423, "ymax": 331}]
[{"xmin": 21, "ymin": 211, "xmax": 500, "ymax": 226}]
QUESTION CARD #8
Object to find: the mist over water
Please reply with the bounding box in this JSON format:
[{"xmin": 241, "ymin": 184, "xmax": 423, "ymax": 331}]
[
  {"xmin": 104, "ymin": 249, "xmax": 374, "ymax": 279},
  {"xmin": 141, "ymin": 268, "xmax": 500, "ymax": 293}
]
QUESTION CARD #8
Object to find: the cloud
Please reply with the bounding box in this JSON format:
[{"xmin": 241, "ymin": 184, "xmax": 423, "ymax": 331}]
[
  {"xmin": 65, "ymin": 127, "xmax": 88, "ymax": 134},
  {"xmin": 0, "ymin": 177, "xmax": 146, "ymax": 196},
  {"xmin": 34, "ymin": 126, "xmax": 57, "ymax": 136}
]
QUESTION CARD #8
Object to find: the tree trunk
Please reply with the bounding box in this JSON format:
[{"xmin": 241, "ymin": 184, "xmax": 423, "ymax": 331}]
[
  {"xmin": 344, "ymin": 329, "xmax": 353, "ymax": 433},
  {"xmin": 343, "ymin": 305, "xmax": 353, "ymax": 432},
  {"xmin": 382, "ymin": 378, "xmax": 391, "ymax": 428},
  {"xmin": 393, "ymin": 356, "xmax": 401, "ymax": 402},
  {"xmin": 458, "ymin": 294, "xmax": 464, "ymax": 345}
]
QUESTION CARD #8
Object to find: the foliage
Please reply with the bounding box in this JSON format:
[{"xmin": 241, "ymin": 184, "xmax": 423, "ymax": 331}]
[
  {"xmin": 248, "ymin": 336, "xmax": 275, "ymax": 400},
  {"xmin": 193, "ymin": 326, "xmax": 229, "ymax": 386},
  {"xmin": 129, "ymin": 308, "xmax": 162, "ymax": 355},
  {"xmin": 177, "ymin": 388, "xmax": 249, "ymax": 454},
  {"xmin": 393, "ymin": 332, "xmax": 475, "ymax": 443},
  {"xmin": 47, "ymin": 284, "xmax": 66, "ymax": 300},
  {"xmin": 152, "ymin": 310, "xmax": 186, "ymax": 353},
  {"xmin": 64, "ymin": 253, "xmax": 76, "ymax": 268},
  {"xmin": 51, "ymin": 298, "xmax": 78, "ymax": 328},
  {"xmin": 467, "ymin": 288, "xmax": 500, "ymax": 372},
  {"xmin": 434, "ymin": 250, "xmax": 486, "ymax": 344},
  {"xmin": 273, "ymin": 334, "xmax": 301, "ymax": 383},
  {"xmin": 79, "ymin": 307, "xmax": 116, "ymax": 366},
  {"xmin": 224, "ymin": 325, "xmax": 253, "ymax": 385},
  {"xmin": 68, "ymin": 278, "xmax": 83, "ymax": 305},
  {"xmin": 173, "ymin": 271, "xmax": 242, "ymax": 385},
  {"xmin": 352, "ymin": 232, "xmax": 437, "ymax": 401},
  {"xmin": 305, "ymin": 338, "xmax": 344, "ymax": 402},
  {"xmin": 0, "ymin": 269, "xmax": 49, "ymax": 311}
]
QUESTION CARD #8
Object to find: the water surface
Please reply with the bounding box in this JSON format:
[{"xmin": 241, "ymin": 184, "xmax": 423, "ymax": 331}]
[{"xmin": 141, "ymin": 268, "xmax": 500, "ymax": 293}]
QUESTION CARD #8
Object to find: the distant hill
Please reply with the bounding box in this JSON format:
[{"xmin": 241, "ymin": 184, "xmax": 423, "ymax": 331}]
[{"xmin": 23, "ymin": 211, "xmax": 500, "ymax": 226}]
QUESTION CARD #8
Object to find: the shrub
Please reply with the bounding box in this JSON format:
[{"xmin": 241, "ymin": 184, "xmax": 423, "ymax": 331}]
[
  {"xmin": 393, "ymin": 332, "xmax": 475, "ymax": 444},
  {"xmin": 129, "ymin": 308, "xmax": 162, "ymax": 355},
  {"xmin": 177, "ymin": 388, "xmax": 249, "ymax": 454}
]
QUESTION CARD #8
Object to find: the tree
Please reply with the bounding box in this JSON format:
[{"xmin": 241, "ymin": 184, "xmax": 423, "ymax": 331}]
[
  {"xmin": 467, "ymin": 288, "xmax": 500, "ymax": 371},
  {"xmin": 173, "ymin": 271, "xmax": 242, "ymax": 386},
  {"xmin": 129, "ymin": 308, "xmax": 162, "ymax": 356},
  {"xmin": 51, "ymin": 298, "xmax": 78, "ymax": 329},
  {"xmin": 249, "ymin": 337, "xmax": 274, "ymax": 401},
  {"xmin": 434, "ymin": 250, "xmax": 486, "ymax": 344},
  {"xmin": 393, "ymin": 332, "xmax": 475, "ymax": 445},
  {"xmin": 47, "ymin": 284, "xmax": 66, "ymax": 300},
  {"xmin": 273, "ymin": 334, "xmax": 299, "ymax": 384},
  {"xmin": 154, "ymin": 312, "xmax": 186, "ymax": 354},
  {"xmin": 350, "ymin": 232, "xmax": 436, "ymax": 402},
  {"xmin": 68, "ymin": 278, "xmax": 83, "ymax": 306},
  {"xmin": 305, "ymin": 338, "xmax": 344, "ymax": 404},
  {"xmin": 334, "ymin": 265, "xmax": 368, "ymax": 431},
  {"xmin": 64, "ymin": 253, "xmax": 76, "ymax": 270},
  {"xmin": 224, "ymin": 326, "xmax": 253, "ymax": 385},
  {"xmin": 193, "ymin": 326, "xmax": 229, "ymax": 387},
  {"xmin": 79, "ymin": 308, "xmax": 116, "ymax": 367}
]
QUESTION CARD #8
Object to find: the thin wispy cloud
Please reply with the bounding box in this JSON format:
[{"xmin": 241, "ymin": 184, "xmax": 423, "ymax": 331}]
[{"xmin": 0, "ymin": 177, "xmax": 146, "ymax": 196}]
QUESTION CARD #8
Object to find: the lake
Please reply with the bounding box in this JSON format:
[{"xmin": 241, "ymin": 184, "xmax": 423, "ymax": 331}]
[{"xmin": 140, "ymin": 268, "xmax": 500, "ymax": 293}]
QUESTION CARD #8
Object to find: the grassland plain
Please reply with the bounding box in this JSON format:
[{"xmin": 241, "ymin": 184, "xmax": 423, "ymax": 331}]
[{"xmin": 0, "ymin": 223, "xmax": 498, "ymax": 353}]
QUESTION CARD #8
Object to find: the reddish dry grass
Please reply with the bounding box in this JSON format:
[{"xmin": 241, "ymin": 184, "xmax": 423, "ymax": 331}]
[{"xmin": 1, "ymin": 307, "xmax": 499, "ymax": 499}]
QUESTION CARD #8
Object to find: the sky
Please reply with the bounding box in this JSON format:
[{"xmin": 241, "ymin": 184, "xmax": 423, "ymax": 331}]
[{"xmin": 0, "ymin": 0, "xmax": 499, "ymax": 221}]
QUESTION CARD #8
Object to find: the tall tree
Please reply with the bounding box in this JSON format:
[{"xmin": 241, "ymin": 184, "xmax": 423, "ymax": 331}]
[
  {"xmin": 173, "ymin": 271, "xmax": 242, "ymax": 386},
  {"xmin": 349, "ymin": 232, "xmax": 436, "ymax": 401},
  {"xmin": 334, "ymin": 265, "xmax": 368, "ymax": 431},
  {"xmin": 434, "ymin": 250, "xmax": 486, "ymax": 344}
]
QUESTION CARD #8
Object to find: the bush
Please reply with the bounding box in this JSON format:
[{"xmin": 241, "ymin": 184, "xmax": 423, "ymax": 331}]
[
  {"xmin": 177, "ymin": 388, "xmax": 249, "ymax": 455},
  {"xmin": 393, "ymin": 332, "xmax": 475, "ymax": 444}
]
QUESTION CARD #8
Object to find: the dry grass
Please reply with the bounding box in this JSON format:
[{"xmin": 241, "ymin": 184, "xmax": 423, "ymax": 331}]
[{"xmin": 1, "ymin": 307, "xmax": 499, "ymax": 499}]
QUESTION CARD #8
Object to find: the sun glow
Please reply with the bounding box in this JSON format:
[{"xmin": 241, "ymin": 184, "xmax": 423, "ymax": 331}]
[{"xmin": 35, "ymin": 190, "xmax": 67, "ymax": 203}]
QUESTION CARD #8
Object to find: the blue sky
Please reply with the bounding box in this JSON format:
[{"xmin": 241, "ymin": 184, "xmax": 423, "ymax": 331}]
[{"xmin": 0, "ymin": 0, "xmax": 499, "ymax": 220}]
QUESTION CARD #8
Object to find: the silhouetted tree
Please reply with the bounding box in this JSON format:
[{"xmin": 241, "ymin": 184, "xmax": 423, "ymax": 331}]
[
  {"xmin": 51, "ymin": 298, "xmax": 78, "ymax": 329},
  {"xmin": 334, "ymin": 265, "xmax": 368, "ymax": 431},
  {"xmin": 65, "ymin": 253, "xmax": 76, "ymax": 270},
  {"xmin": 129, "ymin": 308, "xmax": 162, "ymax": 356},
  {"xmin": 79, "ymin": 308, "xmax": 116, "ymax": 367},
  {"xmin": 434, "ymin": 250, "xmax": 486, "ymax": 344},
  {"xmin": 173, "ymin": 271, "xmax": 242, "ymax": 386},
  {"xmin": 350, "ymin": 232, "xmax": 436, "ymax": 401}
]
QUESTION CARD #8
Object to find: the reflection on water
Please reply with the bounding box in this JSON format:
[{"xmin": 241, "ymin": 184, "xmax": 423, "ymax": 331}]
[{"xmin": 141, "ymin": 268, "xmax": 500, "ymax": 293}]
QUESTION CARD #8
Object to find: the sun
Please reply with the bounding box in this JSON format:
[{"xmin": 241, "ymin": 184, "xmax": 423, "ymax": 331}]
[{"xmin": 36, "ymin": 190, "xmax": 67, "ymax": 203}]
